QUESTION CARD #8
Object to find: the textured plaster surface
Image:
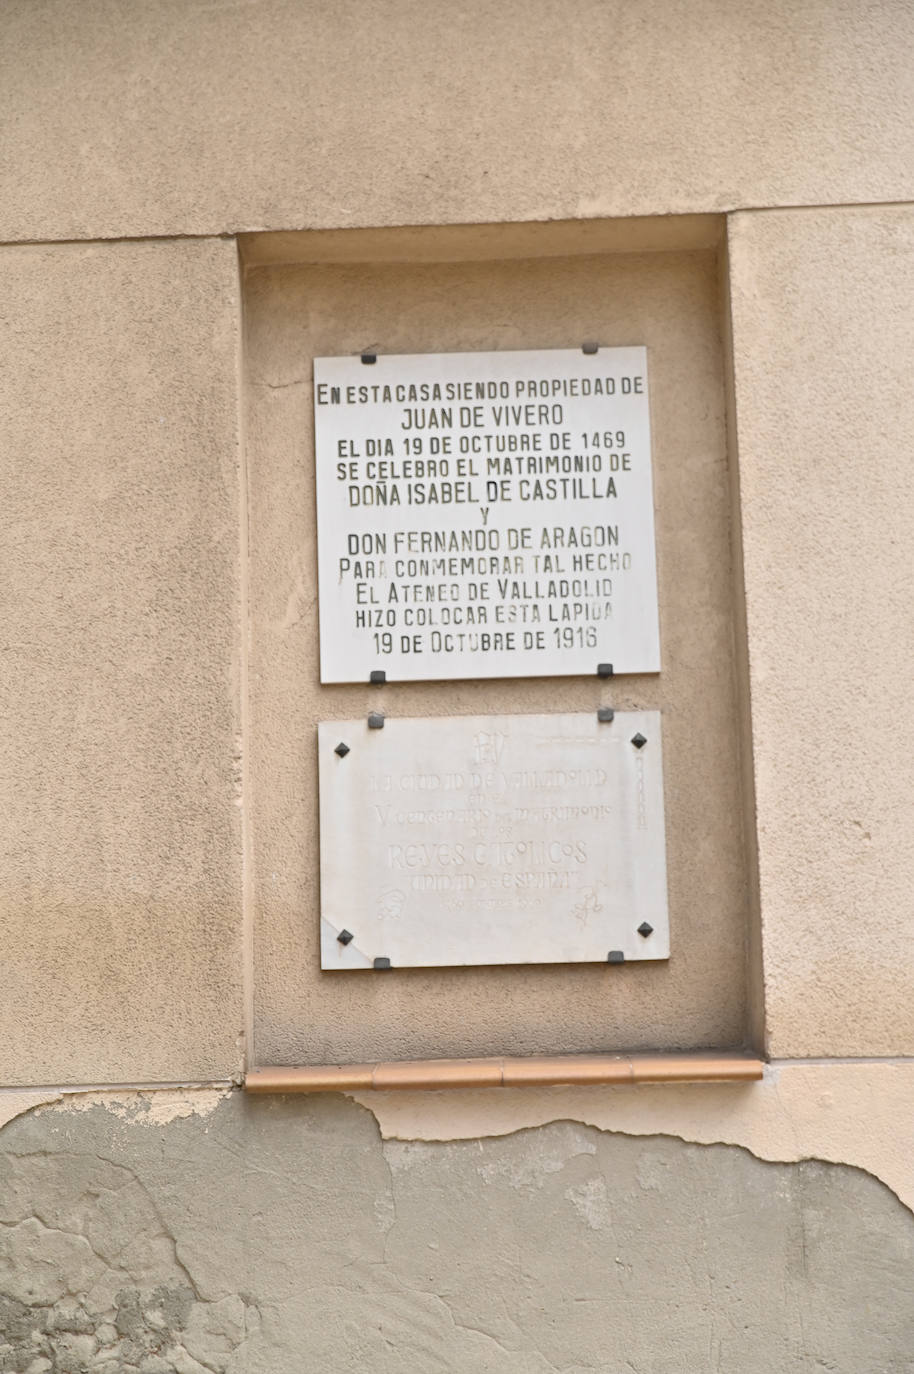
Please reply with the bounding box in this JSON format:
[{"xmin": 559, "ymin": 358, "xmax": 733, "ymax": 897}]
[
  {"xmin": 0, "ymin": 239, "xmax": 244, "ymax": 1085},
  {"xmin": 0, "ymin": 1099, "xmax": 61, "ymax": 1136},
  {"xmin": 245, "ymin": 249, "xmax": 749, "ymax": 1063},
  {"xmin": 2, "ymin": 1090, "xmax": 914, "ymax": 1372},
  {"xmin": 353, "ymin": 1060, "xmax": 914, "ymax": 1216},
  {"xmin": 728, "ymin": 205, "xmax": 914, "ymax": 1057},
  {"xmin": 2, "ymin": 0, "xmax": 913, "ymax": 244}
]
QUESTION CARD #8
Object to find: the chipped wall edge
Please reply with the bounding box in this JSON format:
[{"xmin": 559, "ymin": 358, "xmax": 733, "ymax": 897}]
[
  {"xmin": 351, "ymin": 1061, "xmax": 914, "ymax": 1215},
  {"xmin": 0, "ymin": 1086, "xmax": 234, "ymax": 1135},
  {"xmin": 2, "ymin": 1063, "xmax": 912, "ymax": 1215}
]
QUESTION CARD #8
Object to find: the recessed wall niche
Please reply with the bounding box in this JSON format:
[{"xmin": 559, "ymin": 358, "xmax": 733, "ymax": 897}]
[{"xmin": 241, "ymin": 218, "xmax": 754, "ymax": 1065}]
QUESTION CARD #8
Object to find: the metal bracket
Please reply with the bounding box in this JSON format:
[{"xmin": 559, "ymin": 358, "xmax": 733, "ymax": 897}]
[
  {"xmin": 370, "ymin": 669, "xmax": 386, "ymax": 684},
  {"xmin": 373, "ymin": 957, "xmax": 392, "ymax": 970},
  {"xmin": 368, "ymin": 712, "xmax": 385, "ymax": 730},
  {"xmin": 360, "ymin": 352, "xmax": 377, "ymax": 365},
  {"xmin": 607, "ymin": 950, "xmax": 625, "ymax": 964},
  {"xmin": 597, "ymin": 707, "xmax": 615, "ymax": 723},
  {"xmin": 582, "ymin": 341, "xmax": 599, "ymax": 355},
  {"xmin": 597, "ymin": 663, "xmax": 614, "ymax": 679}
]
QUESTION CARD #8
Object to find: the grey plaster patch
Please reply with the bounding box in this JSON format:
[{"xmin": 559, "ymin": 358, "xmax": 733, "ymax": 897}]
[{"xmin": 1, "ymin": 1093, "xmax": 913, "ymax": 1371}]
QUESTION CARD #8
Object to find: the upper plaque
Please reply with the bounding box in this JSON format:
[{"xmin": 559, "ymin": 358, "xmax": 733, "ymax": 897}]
[{"xmin": 313, "ymin": 347, "xmax": 660, "ymax": 682}]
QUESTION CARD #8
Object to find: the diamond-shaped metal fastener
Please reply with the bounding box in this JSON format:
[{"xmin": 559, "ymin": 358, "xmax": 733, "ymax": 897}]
[
  {"xmin": 631, "ymin": 732, "xmax": 647, "ymax": 749},
  {"xmin": 373, "ymin": 956, "xmax": 392, "ymax": 970},
  {"xmin": 597, "ymin": 662, "xmax": 614, "ymax": 679},
  {"xmin": 597, "ymin": 707, "xmax": 615, "ymax": 723},
  {"xmin": 368, "ymin": 712, "xmax": 385, "ymax": 729},
  {"xmin": 337, "ymin": 929, "xmax": 354, "ymax": 945},
  {"xmin": 637, "ymin": 921, "xmax": 654, "ymax": 938},
  {"xmin": 370, "ymin": 669, "xmax": 386, "ymax": 684},
  {"xmin": 607, "ymin": 950, "xmax": 625, "ymax": 964},
  {"xmin": 334, "ymin": 742, "xmax": 350, "ymax": 758}
]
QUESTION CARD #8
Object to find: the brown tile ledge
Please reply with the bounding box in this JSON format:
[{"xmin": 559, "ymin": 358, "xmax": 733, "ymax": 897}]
[{"xmin": 245, "ymin": 1053, "xmax": 764, "ymax": 1094}]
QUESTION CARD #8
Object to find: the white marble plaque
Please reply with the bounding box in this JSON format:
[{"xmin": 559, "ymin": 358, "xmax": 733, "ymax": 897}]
[
  {"xmin": 319, "ymin": 712, "xmax": 669, "ymax": 970},
  {"xmin": 313, "ymin": 348, "xmax": 660, "ymax": 682}
]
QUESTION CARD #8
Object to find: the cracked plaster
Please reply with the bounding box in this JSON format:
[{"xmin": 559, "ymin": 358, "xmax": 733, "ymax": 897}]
[
  {"xmin": 0, "ymin": 1105, "xmax": 259, "ymax": 1372},
  {"xmin": 352, "ymin": 1059, "xmax": 914, "ymax": 1216},
  {"xmin": 2, "ymin": 1090, "xmax": 914, "ymax": 1372}
]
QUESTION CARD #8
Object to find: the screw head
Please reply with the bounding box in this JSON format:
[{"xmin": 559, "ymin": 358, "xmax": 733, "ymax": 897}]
[
  {"xmin": 334, "ymin": 742, "xmax": 350, "ymax": 758},
  {"xmin": 631, "ymin": 732, "xmax": 647, "ymax": 749},
  {"xmin": 337, "ymin": 929, "xmax": 354, "ymax": 945},
  {"xmin": 637, "ymin": 921, "xmax": 654, "ymax": 938}
]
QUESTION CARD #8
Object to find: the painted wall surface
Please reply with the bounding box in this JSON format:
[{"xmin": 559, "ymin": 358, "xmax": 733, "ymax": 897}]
[
  {"xmin": 244, "ymin": 246, "xmax": 749, "ymax": 1064},
  {"xmin": 0, "ymin": 239, "xmax": 244, "ymax": 1086},
  {"xmin": 1, "ymin": 0, "xmax": 913, "ymax": 242},
  {"xmin": 729, "ymin": 205, "xmax": 914, "ymax": 1057}
]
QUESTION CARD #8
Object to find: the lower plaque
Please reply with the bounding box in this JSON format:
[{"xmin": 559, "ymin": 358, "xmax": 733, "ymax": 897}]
[{"xmin": 318, "ymin": 712, "xmax": 669, "ymax": 970}]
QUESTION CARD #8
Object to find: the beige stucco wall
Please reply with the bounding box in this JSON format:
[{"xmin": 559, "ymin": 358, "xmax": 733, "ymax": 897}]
[
  {"xmin": 2, "ymin": 7, "xmax": 914, "ymax": 1368},
  {"xmin": 729, "ymin": 205, "xmax": 914, "ymax": 1057},
  {"xmin": 2, "ymin": 0, "xmax": 912, "ymax": 244},
  {"xmin": 6, "ymin": 214, "xmax": 914, "ymax": 1076},
  {"xmin": 0, "ymin": 239, "xmax": 244, "ymax": 1085},
  {"xmin": 244, "ymin": 242, "xmax": 752, "ymax": 1064}
]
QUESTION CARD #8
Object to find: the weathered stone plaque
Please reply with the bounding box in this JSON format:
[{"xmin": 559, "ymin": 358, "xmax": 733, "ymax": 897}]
[
  {"xmin": 319, "ymin": 712, "xmax": 669, "ymax": 970},
  {"xmin": 313, "ymin": 347, "xmax": 660, "ymax": 682}
]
